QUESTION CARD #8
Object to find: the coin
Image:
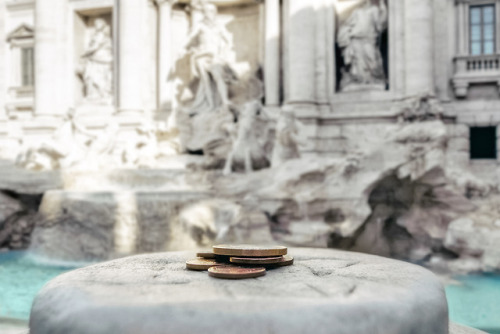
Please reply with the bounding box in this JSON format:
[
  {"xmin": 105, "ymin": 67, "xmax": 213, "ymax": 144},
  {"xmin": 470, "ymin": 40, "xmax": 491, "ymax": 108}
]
[
  {"xmin": 230, "ymin": 255, "xmax": 294, "ymax": 266},
  {"xmin": 186, "ymin": 258, "xmax": 223, "ymax": 271},
  {"xmin": 208, "ymin": 265, "xmax": 266, "ymax": 279},
  {"xmin": 269, "ymin": 255, "xmax": 294, "ymax": 267},
  {"xmin": 196, "ymin": 252, "xmax": 215, "ymax": 259},
  {"xmin": 213, "ymin": 245, "xmax": 287, "ymax": 257}
]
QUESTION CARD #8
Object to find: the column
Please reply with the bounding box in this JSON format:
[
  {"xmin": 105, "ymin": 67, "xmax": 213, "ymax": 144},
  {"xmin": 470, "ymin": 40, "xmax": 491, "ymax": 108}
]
[
  {"xmin": 457, "ymin": 1, "xmax": 466, "ymax": 55},
  {"xmin": 157, "ymin": 0, "xmax": 175, "ymax": 112},
  {"xmin": 404, "ymin": 0, "xmax": 434, "ymax": 95},
  {"xmin": 117, "ymin": 0, "xmax": 147, "ymax": 115},
  {"xmin": 265, "ymin": 0, "xmax": 281, "ymax": 107},
  {"xmin": 34, "ymin": 0, "xmax": 66, "ymax": 117},
  {"xmin": 283, "ymin": 0, "xmax": 317, "ymax": 104}
]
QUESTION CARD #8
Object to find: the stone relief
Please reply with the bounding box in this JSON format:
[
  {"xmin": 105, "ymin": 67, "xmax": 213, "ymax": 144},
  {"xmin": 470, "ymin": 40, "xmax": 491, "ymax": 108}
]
[
  {"xmin": 271, "ymin": 107, "xmax": 306, "ymax": 168},
  {"xmin": 396, "ymin": 93, "xmax": 444, "ymax": 123},
  {"xmin": 15, "ymin": 112, "xmax": 181, "ymax": 171},
  {"xmin": 79, "ymin": 17, "xmax": 113, "ymax": 105},
  {"xmin": 337, "ymin": 0, "xmax": 387, "ymax": 92},
  {"xmin": 16, "ymin": 109, "xmax": 97, "ymax": 170}
]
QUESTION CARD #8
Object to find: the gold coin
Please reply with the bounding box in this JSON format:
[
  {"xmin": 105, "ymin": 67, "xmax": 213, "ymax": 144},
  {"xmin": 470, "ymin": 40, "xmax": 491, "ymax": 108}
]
[
  {"xmin": 196, "ymin": 252, "xmax": 215, "ymax": 259},
  {"xmin": 208, "ymin": 265, "xmax": 266, "ymax": 279},
  {"xmin": 213, "ymin": 245, "xmax": 287, "ymax": 257},
  {"xmin": 186, "ymin": 258, "xmax": 222, "ymax": 271},
  {"xmin": 230, "ymin": 255, "xmax": 294, "ymax": 266}
]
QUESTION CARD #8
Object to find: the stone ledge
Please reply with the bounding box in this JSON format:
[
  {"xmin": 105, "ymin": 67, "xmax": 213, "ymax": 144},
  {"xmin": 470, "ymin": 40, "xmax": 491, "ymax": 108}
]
[{"xmin": 30, "ymin": 248, "xmax": 448, "ymax": 334}]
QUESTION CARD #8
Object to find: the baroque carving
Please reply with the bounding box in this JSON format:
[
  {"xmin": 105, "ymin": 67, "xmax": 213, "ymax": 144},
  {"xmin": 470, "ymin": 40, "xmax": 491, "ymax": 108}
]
[
  {"xmin": 271, "ymin": 107, "xmax": 305, "ymax": 168},
  {"xmin": 184, "ymin": 0, "xmax": 237, "ymax": 115},
  {"xmin": 16, "ymin": 109, "xmax": 97, "ymax": 170},
  {"xmin": 223, "ymin": 101, "xmax": 271, "ymax": 175},
  {"xmin": 396, "ymin": 93, "xmax": 444, "ymax": 123},
  {"xmin": 80, "ymin": 18, "xmax": 113, "ymax": 105},
  {"xmin": 337, "ymin": 0, "xmax": 387, "ymax": 92}
]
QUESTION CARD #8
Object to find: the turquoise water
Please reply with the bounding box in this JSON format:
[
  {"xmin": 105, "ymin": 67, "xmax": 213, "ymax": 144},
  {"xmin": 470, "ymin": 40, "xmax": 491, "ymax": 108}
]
[
  {"xmin": 0, "ymin": 251, "xmax": 81, "ymax": 321},
  {"xmin": 445, "ymin": 274, "xmax": 500, "ymax": 334}
]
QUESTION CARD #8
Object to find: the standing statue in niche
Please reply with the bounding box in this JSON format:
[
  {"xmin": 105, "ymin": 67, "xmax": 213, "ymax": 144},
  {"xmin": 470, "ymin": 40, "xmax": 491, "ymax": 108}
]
[
  {"xmin": 337, "ymin": 0, "xmax": 387, "ymax": 92},
  {"xmin": 184, "ymin": 0, "xmax": 237, "ymax": 115},
  {"xmin": 80, "ymin": 17, "xmax": 113, "ymax": 104}
]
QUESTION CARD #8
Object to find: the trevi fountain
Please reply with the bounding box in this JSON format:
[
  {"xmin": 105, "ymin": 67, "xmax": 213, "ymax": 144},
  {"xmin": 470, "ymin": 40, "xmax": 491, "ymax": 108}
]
[{"xmin": 0, "ymin": 0, "xmax": 499, "ymax": 333}]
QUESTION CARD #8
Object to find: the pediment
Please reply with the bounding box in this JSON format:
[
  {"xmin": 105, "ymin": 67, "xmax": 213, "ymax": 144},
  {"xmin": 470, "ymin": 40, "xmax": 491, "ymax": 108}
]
[{"xmin": 7, "ymin": 24, "xmax": 34, "ymax": 42}]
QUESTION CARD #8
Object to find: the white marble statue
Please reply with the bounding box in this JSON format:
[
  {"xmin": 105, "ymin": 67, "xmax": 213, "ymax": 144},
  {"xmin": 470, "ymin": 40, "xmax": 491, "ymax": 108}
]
[
  {"xmin": 16, "ymin": 109, "xmax": 96, "ymax": 170},
  {"xmin": 122, "ymin": 125, "xmax": 159, "ymax": 168},
  {"xmin": 184, "ymin": 0, "xmax": 237, "ymax": 114},
  {"xmin": 223, "ymin": 101, "xmax": 269, "ymax": 175},
  {"xmin": 81, "ymin": 18, "xmax": 113, "ymax": 104},
  {"xmin": 337, "ymin": 0, "xmax": 387, "ymax": 92},
  {"xmin": 271, "ymin": 107, "xmax": 306, "ymax": 168}
]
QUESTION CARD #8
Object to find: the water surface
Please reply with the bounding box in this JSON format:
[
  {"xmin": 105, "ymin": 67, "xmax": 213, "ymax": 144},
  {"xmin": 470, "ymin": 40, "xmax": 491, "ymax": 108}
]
[
  {"xmin": 0, "ymin": 251, "xmax": 81, "ymax": 320},
  {"xmin": 445, "ymin": 273, "xmax": 500, "ymax": 334}
]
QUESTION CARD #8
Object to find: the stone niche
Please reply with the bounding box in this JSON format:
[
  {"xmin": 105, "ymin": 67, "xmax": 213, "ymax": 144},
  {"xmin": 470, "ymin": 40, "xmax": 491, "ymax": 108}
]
[
  {"xmin": 171, "ymin": 0, "xmax": 263, "ymax": 108},
  {"xmin": 334, "ymin": 0, "xmax": 389, "ymax": 93},
  {"xmin": 73, "ymin": 9, "xmax": 114, "ymax": 108}
]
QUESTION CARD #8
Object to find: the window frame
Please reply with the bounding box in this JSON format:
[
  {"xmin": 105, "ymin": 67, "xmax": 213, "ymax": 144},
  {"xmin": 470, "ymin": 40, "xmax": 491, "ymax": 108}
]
[
  {"xmin": 6, "ymin": 24, "xmax": 35, "ymax": 89},
  {"xmin": 469, "ymin": 3, "xmax": 496, "ymax": 55},
  {"xmin": 20, "ymin": 47, "xmax": 34, "ymax": 87},
  {"xmin": 469, "ymin": 126, "xmax": 498, "ymax": 160}
]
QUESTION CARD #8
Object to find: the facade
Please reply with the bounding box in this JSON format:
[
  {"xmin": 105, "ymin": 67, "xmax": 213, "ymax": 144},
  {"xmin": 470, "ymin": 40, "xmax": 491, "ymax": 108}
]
[{"xmin": 0, "ymin": 0, "xmax": 498, "ymax": 183}]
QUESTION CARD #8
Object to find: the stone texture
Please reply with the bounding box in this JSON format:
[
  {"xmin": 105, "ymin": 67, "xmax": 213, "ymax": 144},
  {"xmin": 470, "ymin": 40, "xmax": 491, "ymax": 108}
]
[
  {"xmin": 30, "ymin": 248, "xmax": 449, "ymax": 334},
  {"xmin": 449, "ymin": 323, "xmax": 487, "ymax": 334},
  {"xmin": 443, "ymin": 197, "xmax": 500, "ymax": 272},
  {"xmin": 29, "ymin": 190, "xmax": 210, "ymax": 262}
]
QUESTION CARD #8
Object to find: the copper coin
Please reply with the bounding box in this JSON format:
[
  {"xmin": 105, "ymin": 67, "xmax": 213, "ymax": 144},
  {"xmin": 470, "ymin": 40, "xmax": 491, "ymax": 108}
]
[
  {"xmin": 230, "ymin": 255, "xmax": 294, "ymax": 266},
  {"xmin": 186, "ymin": 258, "xmax": 222, "ymax": 271},
  {"xmin": 208, "ymin": 265, "xmax": 266, "ymax": 279},
  {"xmin": 213, "ymin": 245, "xmax": 287, "ymax": 257},
  {"xmin": 269, "ymin": 255, "xmax": 294, "ymax": 267},
  {"xmin": 196, "ymin": 252, "xmax": 215, "ymax": 259},
  {"xmin": 230, "ymin": 256, "xmax": 283, "ymax": 265}
]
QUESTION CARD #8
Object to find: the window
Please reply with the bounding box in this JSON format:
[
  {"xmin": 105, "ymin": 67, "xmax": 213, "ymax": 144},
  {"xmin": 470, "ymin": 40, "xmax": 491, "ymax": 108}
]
[
  {"xmin": 21, "ymin": 47, "xmax": 34, "ymax": 87},
  {"xmin": 470, "ymin": 5, "xmax": 496, "ymax": 55},
  {"xmin": 470, "ymin": 126, "xmax": 497, "ymax": 159}
]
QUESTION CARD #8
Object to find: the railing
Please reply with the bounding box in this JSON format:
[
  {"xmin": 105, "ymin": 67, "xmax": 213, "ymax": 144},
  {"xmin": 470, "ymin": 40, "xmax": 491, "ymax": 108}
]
[
  {"xmin": 455, "ymin": 54, "xmax": 500, "ymax": 73},
  {"xmin": 453, "ymin": 54, "xmax": 500, "ymax": 97}
]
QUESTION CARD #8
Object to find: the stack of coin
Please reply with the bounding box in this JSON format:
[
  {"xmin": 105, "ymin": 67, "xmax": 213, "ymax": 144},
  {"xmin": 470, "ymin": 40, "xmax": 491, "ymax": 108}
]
[{"xmin": 185, "ymin": 245, "xmax": 293, "ymax": 279}]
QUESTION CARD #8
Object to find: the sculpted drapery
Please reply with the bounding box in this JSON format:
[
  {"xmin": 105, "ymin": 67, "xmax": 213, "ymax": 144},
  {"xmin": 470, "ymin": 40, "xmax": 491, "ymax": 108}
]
[
  {"xmin": 337, "ymin": 0, "xmax": 388, "ymax": 91},
  {"xmin": 81, "ymin": 18, "xmax": 113, "ymax": 104}
]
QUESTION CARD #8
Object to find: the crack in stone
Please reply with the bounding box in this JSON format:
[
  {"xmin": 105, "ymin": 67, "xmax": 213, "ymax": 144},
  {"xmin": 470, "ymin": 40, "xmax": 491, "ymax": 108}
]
[{"xmin": 305, "ymin": 283, "xmax": 329, "ymax": 297}]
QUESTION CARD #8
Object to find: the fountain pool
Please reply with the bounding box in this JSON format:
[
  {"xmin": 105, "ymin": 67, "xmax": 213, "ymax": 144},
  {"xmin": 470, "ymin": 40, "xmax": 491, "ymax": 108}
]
[
  {"xmin": 446, "ymin": 273, "xmax": 500, "ymax": 334},
  {"xmin": 0, "ymin": 251, "xmax": 82, "ymax": 321}
]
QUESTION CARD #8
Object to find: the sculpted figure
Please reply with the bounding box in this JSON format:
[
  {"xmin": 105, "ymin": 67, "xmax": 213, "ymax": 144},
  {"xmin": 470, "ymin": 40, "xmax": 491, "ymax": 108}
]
[
  {"xmin": 184, "ymin": 0, "xmax": 237, "ymax": 114},
  {"xmin": 122, "ymin": 125, "xmax": 159, "ymax": 168},
  {"xmin": 337, "ymin": 0, "xmax": 387, "ymax": 91},
  {"xmin": 81, "ymin": 18, "xmax": 113, "ymax": 104},
  {"xmin": 397, "ymin": 93, "xmax": 444, "ymax": 123},
  {"xmin": 271, "ymin": 108, "xmax": 306, "ymax": 167},
  {"xmin": 223, "ymin": 101, "xmax": 270, "ymax": 175},
  {"xmin": 16, "ymin": 110, "xmax": 96, "ymax": 170}
]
